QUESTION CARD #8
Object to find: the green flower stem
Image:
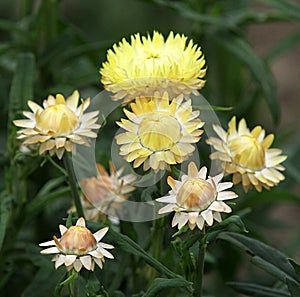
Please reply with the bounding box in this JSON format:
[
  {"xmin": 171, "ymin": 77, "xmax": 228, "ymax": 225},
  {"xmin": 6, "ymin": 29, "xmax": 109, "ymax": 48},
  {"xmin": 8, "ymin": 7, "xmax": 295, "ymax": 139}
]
[
  {"xmin": 194, "ymin": 233, "xmax": 207, "ymax": 297},
  {"xmin": 63, "ymin": 154, "xmax": 84, "ymax": 218}
]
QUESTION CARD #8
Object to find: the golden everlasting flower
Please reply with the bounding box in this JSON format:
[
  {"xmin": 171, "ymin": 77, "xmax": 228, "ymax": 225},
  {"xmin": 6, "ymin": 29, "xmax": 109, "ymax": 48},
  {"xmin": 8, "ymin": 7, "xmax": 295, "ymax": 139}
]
[
  {"xmin": 13, "ymin": 90, "xmax": 100, "ymax": 159},
  {"xmin": 206, "ymin": 116, "xmax": 287, "ymax": 192},
  {"xmin": 77, "ymin": 161, "xmax": 136, "ymax": 221},
  {"xmin": 100, "ymin": 31, "xmax": 206, "ymax": 103},
  {"xmin": 156, "ymin": 162, "xmax": 238, "ymax": 230},
  {"xmin": 39, "ymin": 217, "xmax": 114, "ymax": 272},
  {"xmin": 115, "ymin": 92, "xmax": 204, "ymax": 171}
]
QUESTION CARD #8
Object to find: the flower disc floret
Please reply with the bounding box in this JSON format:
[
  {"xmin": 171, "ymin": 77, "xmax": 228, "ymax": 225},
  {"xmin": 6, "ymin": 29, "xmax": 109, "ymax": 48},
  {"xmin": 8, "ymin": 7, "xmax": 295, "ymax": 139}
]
[
  {"xmin": 115, "ymin": 92, "xmax": 204, "ymax": 171},
  {"xmin": 100, "ymin": 31, "xmax": 207, "ymax": 103},
  {"xmin": 39, "ymin": 218, "xmax": 114, "ymax": 272},
  {"xmin": 13, "ymin": 90, "xmax": 101, "ymax": 159},
  {"xmin": 206, "ymin": 116, "xmax": 287, "ymax": 192},
  {"xmin": 156, "ymin": 162, "xmax": 238, "ymax": 230}
]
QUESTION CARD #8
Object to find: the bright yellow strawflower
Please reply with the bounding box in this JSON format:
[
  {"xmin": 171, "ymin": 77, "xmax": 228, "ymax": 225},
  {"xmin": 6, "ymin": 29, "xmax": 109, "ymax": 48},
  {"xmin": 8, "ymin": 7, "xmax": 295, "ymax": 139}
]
[
  {"xmin": 156, "ymin": 162, "xmax": 238, "ymax": 230},
  {"xmin": 206, "ymin": 116, "xmax": 287, "ymax": 192},
  {"xmin": 100, "ymin": 31, "xmax": 206, "ymax": 103},
  {"xmin": 115, "ymin": 92, "xmax": 204, "ymax": 171},
  {"xmin": 13, "ymin": 90, "xmax": 100, "ymax": 159}
]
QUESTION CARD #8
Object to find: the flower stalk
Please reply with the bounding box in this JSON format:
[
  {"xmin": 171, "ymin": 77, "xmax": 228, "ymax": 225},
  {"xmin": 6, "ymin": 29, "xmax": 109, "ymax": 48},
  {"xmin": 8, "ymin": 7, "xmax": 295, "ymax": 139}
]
[
  {"xmin": 194, "ymin": 232, "xmax": 206, "ymax": 297},
  {"xmin": 63, "ymin": 154, "xmax": 84, "ymax": 218}
]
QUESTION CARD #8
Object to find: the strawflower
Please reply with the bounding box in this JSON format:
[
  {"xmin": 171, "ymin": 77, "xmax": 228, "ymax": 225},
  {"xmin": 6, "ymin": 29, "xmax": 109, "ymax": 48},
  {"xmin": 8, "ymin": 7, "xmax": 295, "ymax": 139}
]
[
  {"xmin": 206, "ymin": 116, "xmax": 287, "ymax": 192},
  {"xmin": 74, "ymin": 161, "xmax": 136, "ymax": 221},
  {"xmin": 156, "ymin": 162, "xmax": 238, "ymax": 230},
  {"xmin": 115, "ymin": 92, "xmax": 204, "ymax": 171},
  {"xmin": 39, "ymin": 217, "xmax": 114, "ymax": 272},
  {"xmin": 13, "ymin": 90, "xmax": 100, "ymax": 159},
  {"xmin": 100, "ymin": 31, "xmax": 206, "ymax": 103}
]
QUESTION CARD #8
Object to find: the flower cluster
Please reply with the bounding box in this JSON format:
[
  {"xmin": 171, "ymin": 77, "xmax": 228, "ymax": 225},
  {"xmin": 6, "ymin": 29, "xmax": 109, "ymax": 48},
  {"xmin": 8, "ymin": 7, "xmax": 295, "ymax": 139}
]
[
  {"xmin": 75, "ymin": 161, "xmax": 136, "ymax": 221},
  {"xmin": 116, "ymin": 92, "xmax": 204, "ymax": 171},
  {"xmin": 13, "ymin": 90, "xmax": 100, "ymax": 159},
  {"xmin": 156, "ymin": 162, "xmax": 238, "ymax": 230},
  {"xmin": 11, "ymin": 30, "xmax": 288, "ymax": 277},
  {"xmin": 206, "ymin": 116, "xmax": 287, "ymax": 192},
  {"xmin": 39, "ymin": 218, "xmax": 114, "ymax": 272},
  {"xmin": 100, "ymin": 31, "xmax": 206, "ymax": 103}
]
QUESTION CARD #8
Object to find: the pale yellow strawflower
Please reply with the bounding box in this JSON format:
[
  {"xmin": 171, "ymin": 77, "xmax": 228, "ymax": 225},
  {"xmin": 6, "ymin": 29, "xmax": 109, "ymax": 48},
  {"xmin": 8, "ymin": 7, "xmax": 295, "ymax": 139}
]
[
  {"xmin": 13, "ymin": 90, "xmax": 100, "ymax": 159},
  {"xmin": 100, "ymin": 31, "xmax": 206, "ymax": 103},
  {"xmin": 39, "ymin": 217, "xmax": 114, "ymax": 272},
  {"xmin": 156, "ymin": 162, "xmax": 238, "ymax": 230},
  {"xmin": 206, "ymin": 116, "xmax": 287, "ymax": 192},
  {"xmin": 115, "ymin": 92, "xmax": 204, "ymax": 171}
]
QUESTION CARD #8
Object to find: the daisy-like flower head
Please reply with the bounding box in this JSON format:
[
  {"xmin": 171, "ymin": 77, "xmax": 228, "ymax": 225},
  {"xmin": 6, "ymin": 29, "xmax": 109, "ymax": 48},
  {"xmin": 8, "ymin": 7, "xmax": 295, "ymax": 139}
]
[
  {"xmin": 156, "ymin": 162, "xmax": 238, "ymax": 230},
  {"xmin": 13, "ymin": 90, "xmax": 101, "ymax": 159},
  {"xmin": 78, "ymin": 161, "xmax": 136, "ymax": 221},
  {"xmin": 39, "ymin": 217, "xmax": 114, "ymax": 272},
  {"xmin": 100, "ymin": 30, "xmax": 206, "ymax": 103},
  {"xmin": 206, "ymin": 116, "xmax": 287, "ymax": 192},
  {"xmin": 115, "ymin": 92, "xmax": 204, "ymax": 171}
]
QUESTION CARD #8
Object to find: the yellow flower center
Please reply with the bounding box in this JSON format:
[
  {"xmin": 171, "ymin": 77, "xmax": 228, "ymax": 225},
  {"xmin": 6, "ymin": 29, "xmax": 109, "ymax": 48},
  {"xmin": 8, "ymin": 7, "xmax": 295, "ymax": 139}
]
[
  {"xmin": 138, "ymin": 113, "xmax": 181, "ymax": 151},
  {"xmin": 36, "ymin": 104, "xmax": 79, "ymax": 135},
  {"xmin": 177, "ymin": 178, "xmax": 215, "ymax": 211},
  {"xmin": 229, "ymin": 135, "xmax": 265, "ymax": 170},
  {"xmin": 57, "ymin": 226, "xmax": 97, "ymax": 255}
]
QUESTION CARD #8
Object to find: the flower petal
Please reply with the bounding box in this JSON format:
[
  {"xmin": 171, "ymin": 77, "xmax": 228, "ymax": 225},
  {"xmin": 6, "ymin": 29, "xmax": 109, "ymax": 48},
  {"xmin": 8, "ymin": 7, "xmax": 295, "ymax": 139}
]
[{"xmin": 93, "ymin": 227, "xmax": 109, "ymax": 242}]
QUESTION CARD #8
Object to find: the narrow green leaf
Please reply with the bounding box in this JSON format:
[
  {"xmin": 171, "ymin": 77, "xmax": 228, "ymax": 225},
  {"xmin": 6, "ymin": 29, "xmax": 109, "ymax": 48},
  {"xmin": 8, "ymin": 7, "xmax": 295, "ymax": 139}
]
[
  {"xmin": 142, "ymin": 278, "xmax": 191, "ymax": 297},
  {"xmin": 287, "ymin": 278, "xmax": 300, "ymax": 297},
  {"xmin": 242, "ymin": 190, "xmax": 300, "ymax": 208},
  {"xmin": 260, "ymin": 0, "xmax": 300, "ymax": 20},
  {"xmin": 266, "ymin": 29, "xmax": 300, "ymax": 62},
  {"xmin": 8, "ymin": 52, "xmax": 35, "ymax": 130},
  {"xmin": 213, "ymin": 34, "xmax": 279, "ymax": 123},
  {"xmin": 227, "ymin": 281, "xmax": 290, "ymax": 297},
  {"xmin": 289, "ymin": 259, "xmax": 300, "ymax": 276},
  {"xmin": 0, "ymin": 193, "xmax": 14, "ymax": 251},
  {"xmin": 0, "ymin": 19, "xmax": 32, "ymax": 39},
  {"xmin": 193, "ymin": 104, "xmax": 234, "ymax": 111},
  {"xmin": 218, "ymin": 232, "xmax": 300, "ymax": 285},
  {"xmin": 87, "ymin": 221, "xmax": 182, "ymax": 280}
]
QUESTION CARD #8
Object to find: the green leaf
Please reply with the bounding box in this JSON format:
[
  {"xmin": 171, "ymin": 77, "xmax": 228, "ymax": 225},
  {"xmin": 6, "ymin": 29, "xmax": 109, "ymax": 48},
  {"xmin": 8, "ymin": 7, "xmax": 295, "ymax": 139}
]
[
  {"xmin": 87, "ymin": 221, "xmax": 181, "ymax": 280},
  {"xmin": 213, "ymin": 34, "xmax": 279, "ymax": 123},
  {"xmin": 260, "ymin": 0, "xmax": 300, "ymax": 21},
  {"xmin": 142, "ymin": 278, "xmax": 191, "ymax": 297},
  {"xmin": 218, "ymin": 232, "xmax": 300, "ymax": 285},
  {"xmin": 286, "ymin": 278, "xmax": 300, "ymax": 297},
  {"xmin": 289, "ymin": 259, "xmax": 300, "ymax": 276},
  {"xmin": 205, "ymin": 215, "xmax": 248, "ymax": 243},
  {"xmin": 26, "ymin": 177, "xmax": 70, "ymax": 218},
  {"xmin": 227, "ymin": 281, "xmax": 290, "ymax": 297},
  {"xmin": 8, "ymin": 52, "xmax": 35, "ymax": 130},
  {"xmin": 0, "ymin": 193, "xmax": 14, "ymax": 251},
  {"xmin": 0, "ymin": 19, "xmax": 32, "ymax": 40},
  {"xmin": 265, "ymin": 29, "xmax": 300, "ymax": 62},
  {"xmin": 242, "ymin": 190, "xmax": 300, "ymax": 208}
]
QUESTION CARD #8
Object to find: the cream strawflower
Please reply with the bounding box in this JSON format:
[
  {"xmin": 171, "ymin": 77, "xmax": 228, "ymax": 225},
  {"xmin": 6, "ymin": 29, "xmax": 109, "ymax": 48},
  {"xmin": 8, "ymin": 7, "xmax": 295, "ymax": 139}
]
[
  {"xmin": 156, "ymin": 162, "xmax": 238, "ymax": 230},
  {"xmin": 115, "ymin": 92, "xmax": 204, "ymax": 171},
  {"xmin": 13, "ymin": 90, "xmax": 100, "ymax": 159},
  {"xmin": 39, "ymin": 217, "xmax": 114, "ymax": 272},
  {"xmin": 100, "ymin": 31, "xmax": 206, "ymax": 103},
  {"xmin": 206, "ymin": 116, "xmax": 287, "ymax": 192},
  {"xmin": 76, "ymin": 161, "xmax": 136, "ymax": 221}
]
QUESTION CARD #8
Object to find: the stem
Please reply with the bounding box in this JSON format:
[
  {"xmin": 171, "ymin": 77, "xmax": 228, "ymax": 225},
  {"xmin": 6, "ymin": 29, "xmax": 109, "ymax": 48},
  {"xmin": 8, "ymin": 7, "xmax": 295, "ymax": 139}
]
[
  {"xmin": 63, "ymin": 154, "xmax": 84, "ymax": 218},
  {"xmin": 194, "ymin": 232, "xmax": 206, "ymax": 297}
]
